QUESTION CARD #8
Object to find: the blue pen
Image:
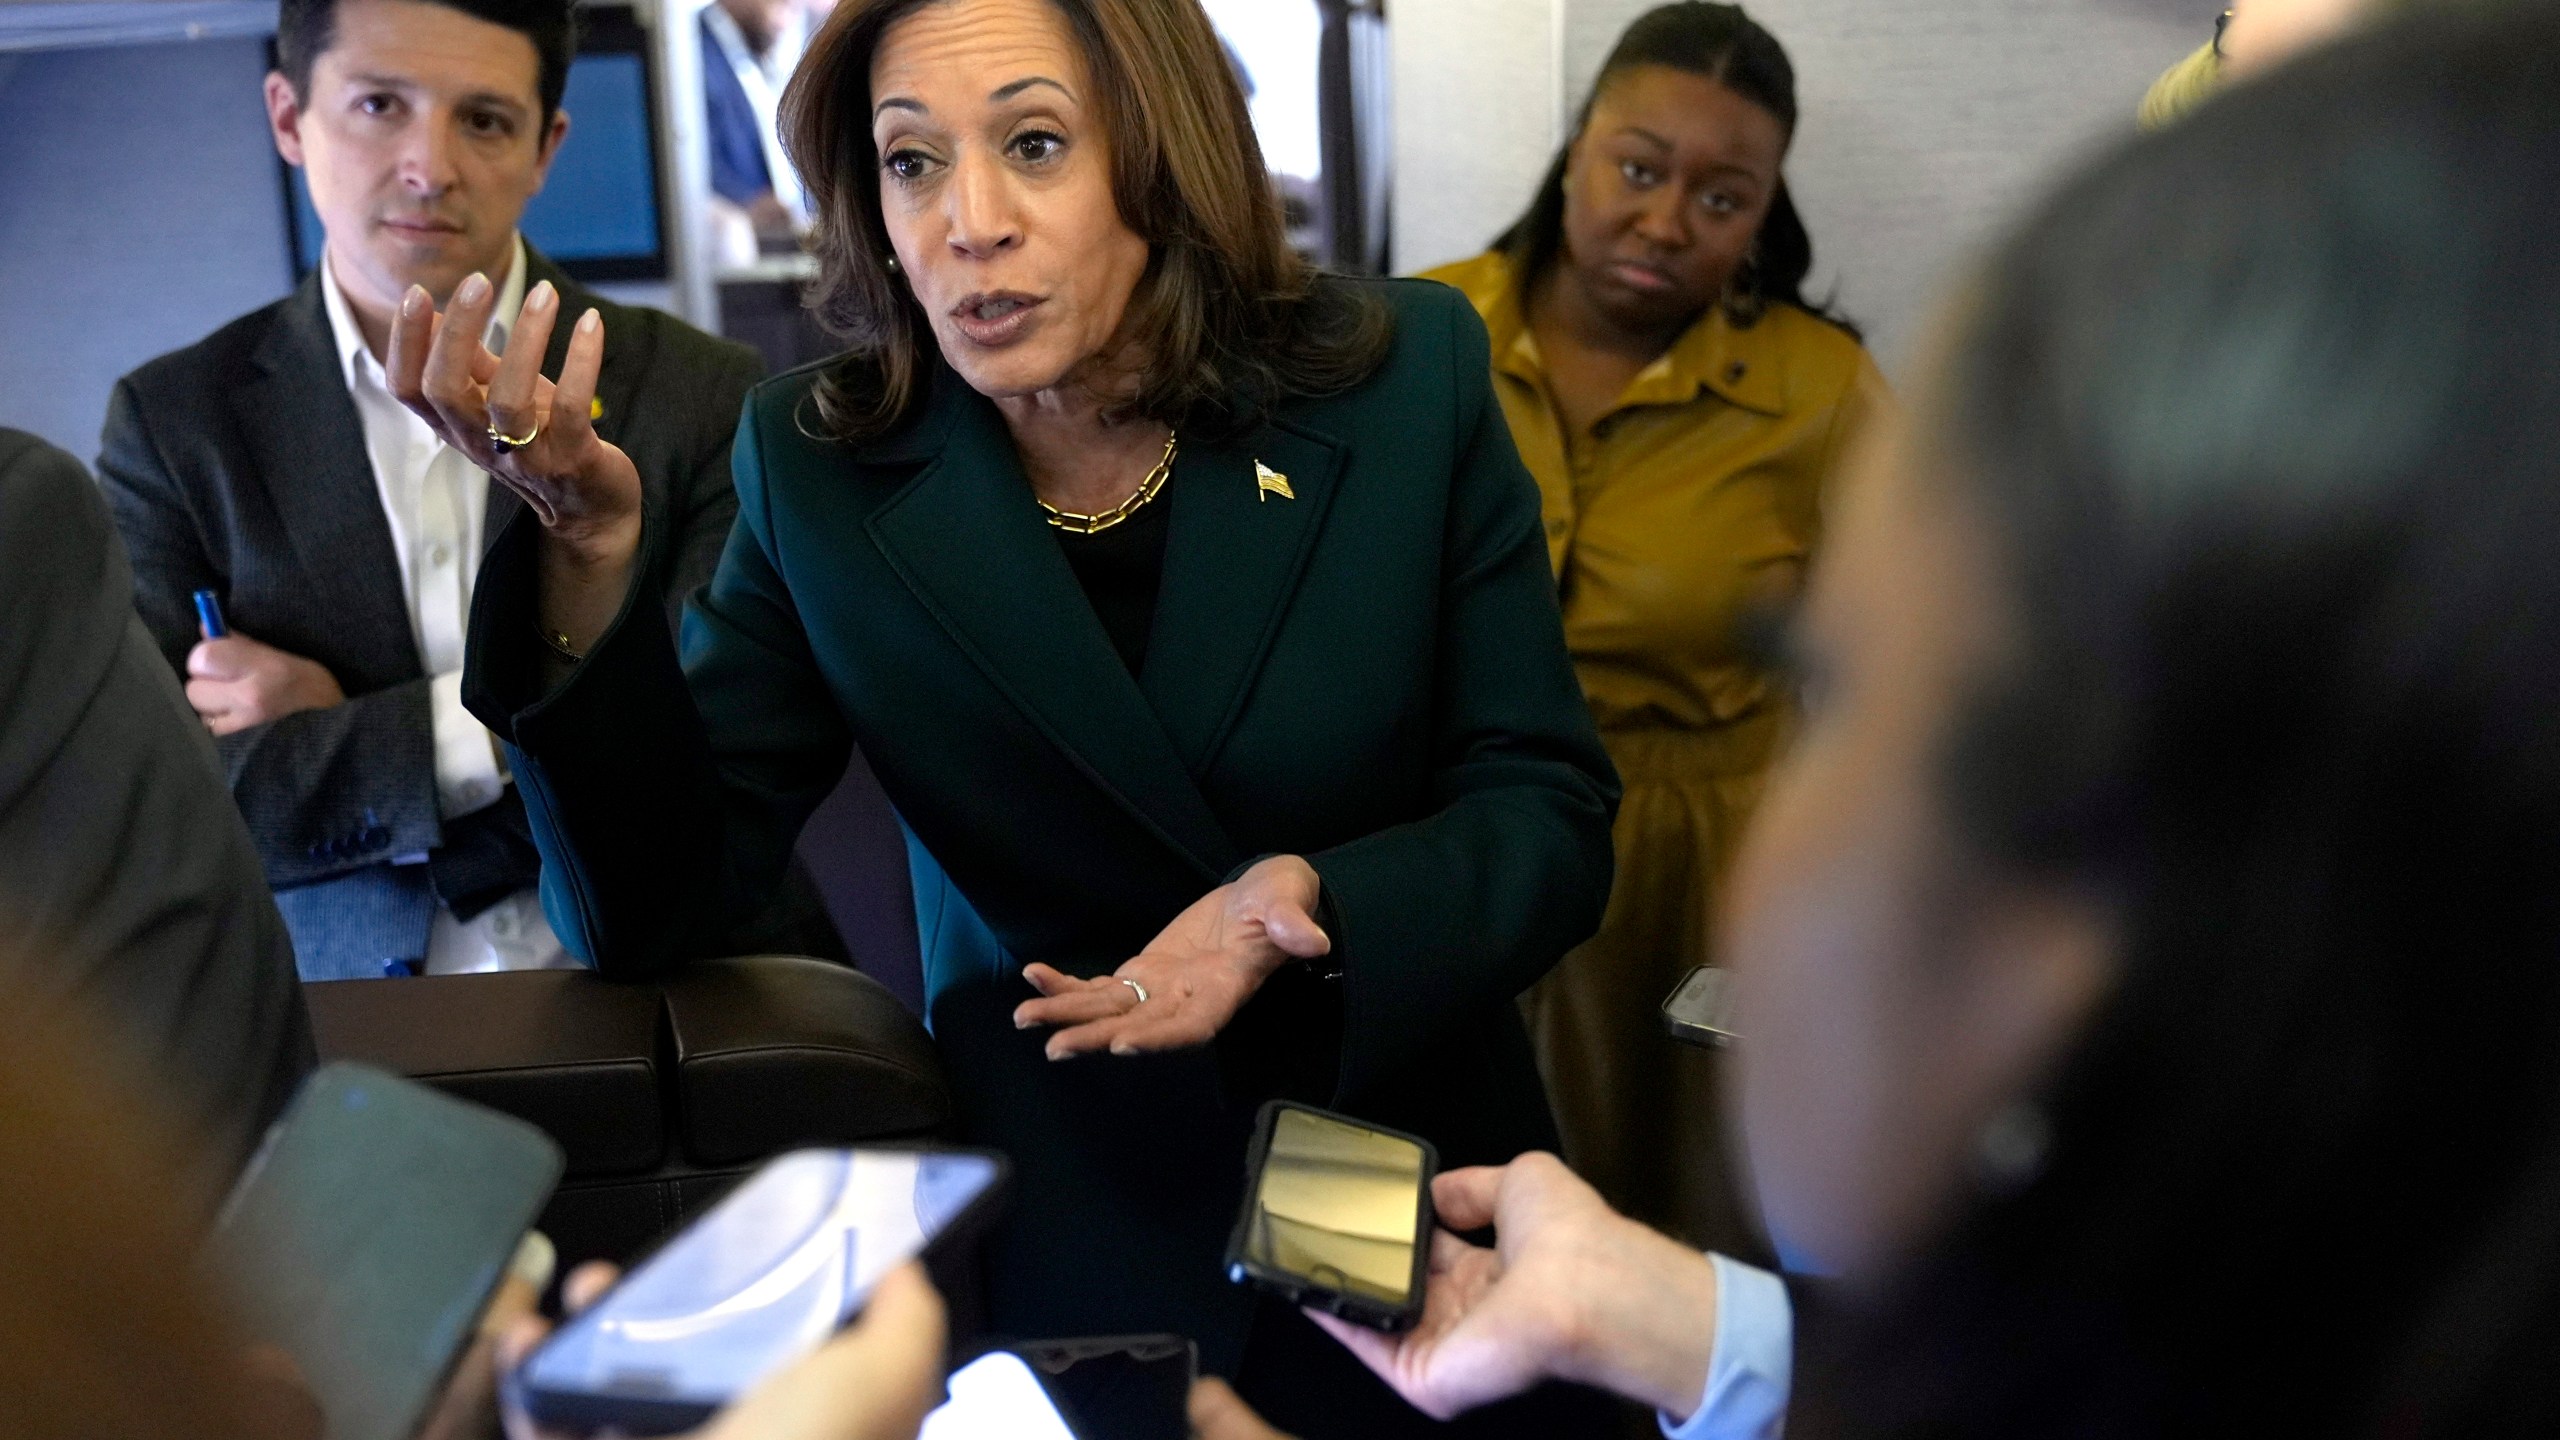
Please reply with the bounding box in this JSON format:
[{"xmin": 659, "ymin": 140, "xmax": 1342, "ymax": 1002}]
[{"xmin": 192, "ymin": 589, "xmax": 229, "ymax": 639}]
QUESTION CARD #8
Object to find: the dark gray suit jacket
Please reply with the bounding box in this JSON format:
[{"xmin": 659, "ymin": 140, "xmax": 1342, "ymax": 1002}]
[
  {"xmin": 0, "ymin": 428, "xmax": 313, "ymax": 1178},
  {"xmin": 97, "ymin": 249, "xmax": 767, "ymax": 979}
]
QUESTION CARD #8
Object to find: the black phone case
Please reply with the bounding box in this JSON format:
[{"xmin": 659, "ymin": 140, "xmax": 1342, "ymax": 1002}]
[
  {"xmin": 1222, "ymin": 1101, "xmax": 1437, "ymax": 1333},
  {"xmin": 510, "ymin": 1145, "xmax": 1013, "ymax": 1436},
  {"xmin": 1019, "ymin": 1334, "xmax": 1197, "ymax": 1440}
]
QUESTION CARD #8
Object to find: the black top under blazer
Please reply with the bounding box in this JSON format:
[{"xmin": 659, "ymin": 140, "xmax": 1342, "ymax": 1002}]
[{"xmin": 466, "ymin": 277, "xmax": 1620, "ymax": 1370}]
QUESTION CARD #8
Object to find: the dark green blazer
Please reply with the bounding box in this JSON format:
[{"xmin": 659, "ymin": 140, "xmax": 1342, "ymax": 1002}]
[{"xmin": 468, "ymin": 278, "xmax": 1618, "ymax": 1370}]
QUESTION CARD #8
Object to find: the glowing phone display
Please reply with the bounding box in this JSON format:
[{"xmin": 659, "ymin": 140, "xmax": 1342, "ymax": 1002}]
[{"xmin": 517, "ymin": 1148, "xmax": 1002, "ymax": 1429}]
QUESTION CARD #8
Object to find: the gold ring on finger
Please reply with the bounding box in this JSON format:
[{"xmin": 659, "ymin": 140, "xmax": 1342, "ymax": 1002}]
[
  {"xmin": 487, "ymin": 416, "xmax": 543, "ymax": 455},
  {"xmin": 1119, "ymin": 977, "xmax": 1149, "ymax": 1006}
]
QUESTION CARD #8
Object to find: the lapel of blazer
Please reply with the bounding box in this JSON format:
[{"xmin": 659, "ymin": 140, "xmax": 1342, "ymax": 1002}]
[
  {"xmin": 863, "ymin": 377, "xmax": 1240, "ymax": 882},
  {"xmin": 1142, "ymin": 414, "xmax": 1346, "ymax": 775},
  {"xmin": 237, "ymin": 269, "xmax": 426, "ymax": 676}
]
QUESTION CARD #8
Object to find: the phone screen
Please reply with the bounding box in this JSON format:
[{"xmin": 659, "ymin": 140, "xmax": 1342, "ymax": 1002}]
[
  {"xmin": 524, "ymin": 1149, "xmax": 1000, "ymax": 1408},
  {"xmin": 920, "ymin": 1352, "xmax": 1082, "ymax": 1440},
  {"xmin": 1238, "ymin": 1107, "xmax": 1426, "ymax": 1305}
]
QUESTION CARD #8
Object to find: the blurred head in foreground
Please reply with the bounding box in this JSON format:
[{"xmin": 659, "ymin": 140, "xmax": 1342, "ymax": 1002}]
[
  {"xmin": 1728, "ymin": 6, "xmax": 2560, "ymax": 1431},
  {"xmin": 0, "ymin": 967, "xmax": 274, "ymax": 1440}
]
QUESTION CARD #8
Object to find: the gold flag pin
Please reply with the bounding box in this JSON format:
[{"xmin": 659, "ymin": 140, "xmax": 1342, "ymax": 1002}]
[
  {"xmin": 1255, "ymin": 461, "xmax": 1295, "ymax": 502},
  {"xmin": 590, "ymin": 397, "xmax": 605, "ymax": 420}
]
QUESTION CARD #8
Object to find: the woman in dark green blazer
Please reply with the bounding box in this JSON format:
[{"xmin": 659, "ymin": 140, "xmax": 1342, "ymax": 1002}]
[{"xmin": 393, "ymin": 0, "xmax": 1615, "ymax": 1429}]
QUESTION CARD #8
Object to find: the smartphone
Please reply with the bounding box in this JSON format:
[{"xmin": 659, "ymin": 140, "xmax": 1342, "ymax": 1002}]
[
  {"xmin": 1224, "ymin": 1102, "xmax": 1436, "ymax": 1332},
  {"xmin": 919, "ymin": 1350, "xmax": 1086, "ymax": 1440},
  {"xmin": 1662, "ymin": 965, "xmax": 1741, "ymax": 1048},
  {"xmin": 511, "ymin": 1146, "xmax": 1009, "ymax": 1435},
  {"xmin": 1020, "ymin": 1335, "xmax": 1194, "ymax": 1440},
  {"xmin": 206, "ymin": 1062, "xmax": 564, "ymax": 1440}
]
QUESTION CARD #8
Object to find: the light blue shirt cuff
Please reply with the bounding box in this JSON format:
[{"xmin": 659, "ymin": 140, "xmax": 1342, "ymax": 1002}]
[{"xmin": 1660, "ymin": 1253, "xmax": 1793, "ymax": 1440}]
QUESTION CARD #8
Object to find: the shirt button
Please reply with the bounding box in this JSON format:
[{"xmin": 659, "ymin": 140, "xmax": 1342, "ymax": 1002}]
[{"xmin": 428, "ymin": 542, "xmax": 452, "ymax": 567}]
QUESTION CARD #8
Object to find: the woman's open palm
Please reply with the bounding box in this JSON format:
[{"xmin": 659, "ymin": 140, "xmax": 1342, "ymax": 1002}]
[{"xmin": 1015, "ymin": 855, "xmax": 1332, "ymax": 1059}]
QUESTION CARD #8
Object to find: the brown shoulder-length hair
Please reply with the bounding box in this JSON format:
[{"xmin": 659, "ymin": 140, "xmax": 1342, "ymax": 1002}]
[{"xmin": 780, "ymin": 0, "xmax": 1392, "ymax": 440}]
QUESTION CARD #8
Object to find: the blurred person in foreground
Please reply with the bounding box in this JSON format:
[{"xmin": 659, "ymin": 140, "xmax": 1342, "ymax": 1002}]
[
  {"xmin": 0, "ymin": 975, "xmax": 309, "ymax": 1440},
  {"xmin": 0, "ymin": 428, "xmax": 310, "ymax": 1185},
  {"xmin": 387, "ymin": 0, "xmax": 1618, "ymax": 1430},
  {"xmin": 1424, "ymin": 1, "xmax": 1886, "ymax": 1262},
  {"xmin": 1193, "ymin": 6, "xmax": 2560, "ymax": 1436}
]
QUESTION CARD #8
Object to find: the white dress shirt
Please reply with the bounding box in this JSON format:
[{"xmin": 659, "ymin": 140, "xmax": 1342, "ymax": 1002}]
[
  {"xmin": 319, "ymin": 237, "xmax": 571, "ymax": 976},
  {"xmin": 702, "ymin": 2, "xmax": 811, "ymax": 224}
]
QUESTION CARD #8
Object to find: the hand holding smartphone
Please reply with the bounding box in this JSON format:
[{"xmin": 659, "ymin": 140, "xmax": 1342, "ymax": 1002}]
[
  {"xmin": 1224, "ymin": 1102, "xmax": 1438, "ymax": 1333},
  {"xmin": 207, "ymin": 1063, "xmax": 563, "ymax": 1440},
  {"xmin": 509, "ymin": 1146, "xmax": 1007, "ymax": 1435}
]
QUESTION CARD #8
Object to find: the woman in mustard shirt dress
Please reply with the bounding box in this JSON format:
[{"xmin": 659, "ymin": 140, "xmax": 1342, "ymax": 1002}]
[{"xmin": 1427, "ymin": 2, "xmax": 1887, "ymax": 1257}]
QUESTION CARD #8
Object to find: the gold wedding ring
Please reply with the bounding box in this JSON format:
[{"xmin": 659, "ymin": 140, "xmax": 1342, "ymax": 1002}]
[
  {"xmin": 1119, "ymin": 977, "xmax": 1150, "ymax": 1006},
  {"xmin": 487, "ymin": 416, "xmax": 543, "ymax": 455}
]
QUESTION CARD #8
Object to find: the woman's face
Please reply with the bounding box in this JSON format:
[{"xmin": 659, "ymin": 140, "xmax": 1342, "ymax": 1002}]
[
  {"xmin": 1720, "ymin": 395, "xmax": 2116, "ymax": 1279},
  {"xmin": 1558, "ymin": 63, "xmax": 1787, "ymax": 332},
  {"xmin": 870, "ymin": 0, "xmax": 1152, "ymax": 401}
]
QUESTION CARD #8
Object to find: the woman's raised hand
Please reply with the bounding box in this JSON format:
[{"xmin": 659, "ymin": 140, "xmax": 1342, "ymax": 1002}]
[
  {"xmin": 385, "ymin": 273, "xmax": 645, "ymax": 649},
  {"xmin": 1014, "ymin": 855, "xmax": 1331, "ymax": 1060}
]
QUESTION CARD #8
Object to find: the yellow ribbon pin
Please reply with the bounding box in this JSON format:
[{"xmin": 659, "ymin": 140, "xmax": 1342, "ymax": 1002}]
[{"xmin": 1255, "ymin": 461, "xmax": 1295, "ymax": 502}]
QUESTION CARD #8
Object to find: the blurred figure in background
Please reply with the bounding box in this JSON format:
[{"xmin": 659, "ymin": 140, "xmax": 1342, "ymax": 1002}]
[
  {"xmin": 703, "ymin": 0, "xmax": 817, "ymax": 257},
  {"xmin": 1198, "ymin": 6, "xmax": 2560, "ymax": 1435},
  {"xmin": 1425, "ymin": 1, "xmax": 1886, "ymax": 1260}
]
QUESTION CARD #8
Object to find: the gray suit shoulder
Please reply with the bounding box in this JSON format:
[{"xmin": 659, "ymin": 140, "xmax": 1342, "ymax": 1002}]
[
  {"xmin": 0, "ymin": 427, "xmax": 313, "ymax": 1178},
  {"xmin": 580, "ymin": 289, "xmax": 764, "ymax": 390},
  {"xmin": 0, "ymin": 430, "xmax": 124, "ymax": 709},
  {"xmin": 0, "ymin": 426, "xmax": 104, "ymax": 542},
  {"xmin": 114, "ymin": 292, "xmax": 296, "ymax": 410}
]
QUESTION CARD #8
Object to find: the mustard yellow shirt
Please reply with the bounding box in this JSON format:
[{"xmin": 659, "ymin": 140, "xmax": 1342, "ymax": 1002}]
[{"xmin": 1424, "ymin": 250, "xmax": 1890, "ymax": 735}]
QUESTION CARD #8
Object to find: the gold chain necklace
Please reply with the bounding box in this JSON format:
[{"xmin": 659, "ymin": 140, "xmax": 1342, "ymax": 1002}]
[{"xmin": 1038, "ymin": 432, "xmax": 1178, "ymax": 535}]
